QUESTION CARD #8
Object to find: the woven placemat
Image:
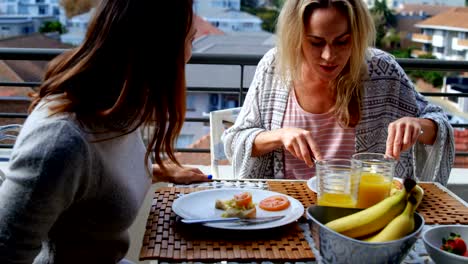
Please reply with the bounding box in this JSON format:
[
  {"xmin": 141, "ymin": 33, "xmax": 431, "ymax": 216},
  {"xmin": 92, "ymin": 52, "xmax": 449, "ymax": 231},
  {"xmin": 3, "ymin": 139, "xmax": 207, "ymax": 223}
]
[
  {"xmin": 267, "ymin": 181, "xmax": 468, "ymax": 225},
  {"xmin": 417, "ymin": 183, "xmax": 468, "ymax": 224},
  {"xmin": 268, "ymin": 181, "xmax": 317, "ymax": 210},
  {"xmin": 139, "ymin": 187, "xmax": 314, "ymax": 262}
]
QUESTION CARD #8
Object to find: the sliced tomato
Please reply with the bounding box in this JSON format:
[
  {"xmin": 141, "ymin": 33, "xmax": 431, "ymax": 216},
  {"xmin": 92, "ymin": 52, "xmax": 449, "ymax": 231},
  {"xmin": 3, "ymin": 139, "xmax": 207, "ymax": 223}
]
[
  {"xmin": 234, "ymin": 192, "xmax": 253, "ymax": 208},
  {"xmin": 259, "ymin": 195, "xmax": 290, "ymax": 211}
]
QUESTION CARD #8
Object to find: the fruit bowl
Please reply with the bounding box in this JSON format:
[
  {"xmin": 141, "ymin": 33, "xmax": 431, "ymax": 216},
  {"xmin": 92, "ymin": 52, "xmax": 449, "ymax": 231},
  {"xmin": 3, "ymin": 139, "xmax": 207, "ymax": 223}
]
[
  {"xmin": 422, "ymin": 225, "xmax": 468, "ymax": 264},
  {"xmin": 306, "ymin": 205, "xmax": 424, "ymax": 264}
]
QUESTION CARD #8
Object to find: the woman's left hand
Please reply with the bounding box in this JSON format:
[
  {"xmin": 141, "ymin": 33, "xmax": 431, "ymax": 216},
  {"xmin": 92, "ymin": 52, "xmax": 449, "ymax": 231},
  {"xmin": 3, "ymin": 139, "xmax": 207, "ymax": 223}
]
[
  {"xmin": 385, "ymin": 117, "xmax": 423, "ymax": 159},
  {"xmin": 153, "ymin": 164, "xmax": 212, "ymax": 184}
]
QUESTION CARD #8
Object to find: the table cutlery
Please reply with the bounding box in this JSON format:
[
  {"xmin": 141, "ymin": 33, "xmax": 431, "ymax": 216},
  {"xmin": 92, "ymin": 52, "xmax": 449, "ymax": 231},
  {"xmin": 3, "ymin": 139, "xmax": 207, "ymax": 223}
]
[{"xmin": 181, "ymin": 215, "xmax": 285, "ymax": 224}]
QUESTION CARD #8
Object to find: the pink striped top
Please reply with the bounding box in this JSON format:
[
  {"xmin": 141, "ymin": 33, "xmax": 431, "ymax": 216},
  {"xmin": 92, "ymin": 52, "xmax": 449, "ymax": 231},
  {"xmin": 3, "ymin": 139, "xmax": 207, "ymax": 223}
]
[{"xmin": 282, "ymin": 89, "xmax": 356, "ymax": 180}]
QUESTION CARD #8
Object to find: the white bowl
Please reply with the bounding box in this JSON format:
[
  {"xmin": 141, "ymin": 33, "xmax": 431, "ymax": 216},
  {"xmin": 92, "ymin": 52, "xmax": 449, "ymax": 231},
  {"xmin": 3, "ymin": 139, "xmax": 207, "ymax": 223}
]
[{"xmin": 422, "ymin": 225, "xmax": 468, "ymax": 264}]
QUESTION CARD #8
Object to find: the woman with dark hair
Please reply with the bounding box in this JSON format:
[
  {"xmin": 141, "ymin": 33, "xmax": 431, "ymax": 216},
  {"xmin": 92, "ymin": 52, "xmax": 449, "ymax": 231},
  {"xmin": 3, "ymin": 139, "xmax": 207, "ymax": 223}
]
[
  {"xmin": 0, "ymin": 0, "xmax": 209, "ymax": 263},
  {"xmin": 223, "ymin": 0, "xmax": 454, "ymax": 184}
]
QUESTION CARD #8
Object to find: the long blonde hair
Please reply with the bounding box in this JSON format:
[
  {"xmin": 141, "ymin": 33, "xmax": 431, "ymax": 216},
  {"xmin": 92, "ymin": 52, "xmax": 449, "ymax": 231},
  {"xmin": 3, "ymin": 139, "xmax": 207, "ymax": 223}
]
[
  {"xmin": 30, "ymin": 0, "xmax": 194, "ymax": 172},
  {"xmin": 276, "ymin": 0, "xmax": 375, "ymax": 127}
]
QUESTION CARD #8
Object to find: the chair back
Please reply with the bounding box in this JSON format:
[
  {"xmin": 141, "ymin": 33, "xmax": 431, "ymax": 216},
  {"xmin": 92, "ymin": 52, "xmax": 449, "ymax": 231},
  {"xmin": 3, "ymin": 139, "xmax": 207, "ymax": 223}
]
[
  {"xmin": 0, "ymin": 124, "xmax": 22, "ymax": 181},
  {"xmin": 209, "ymin": 107, "xmax": 241, "ymax": 179}
]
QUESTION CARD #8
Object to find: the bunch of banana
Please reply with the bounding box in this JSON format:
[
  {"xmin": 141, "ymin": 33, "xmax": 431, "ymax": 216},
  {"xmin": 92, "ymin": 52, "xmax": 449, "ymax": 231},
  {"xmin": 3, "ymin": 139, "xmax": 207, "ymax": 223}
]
[
  {"xmin": 325, "ymin": 178, "xmax": 424, "ymax": 242},
  {"xmin": 364, "ymin": 184, "xmax": 424, "ymax": 242}
]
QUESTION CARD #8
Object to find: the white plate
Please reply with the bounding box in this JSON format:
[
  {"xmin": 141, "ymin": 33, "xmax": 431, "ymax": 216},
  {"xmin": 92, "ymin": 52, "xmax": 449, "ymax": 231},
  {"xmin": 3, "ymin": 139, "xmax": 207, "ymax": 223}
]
[
  {"xmin": 306, "ymin": 177, "xmax": 403, "ymax": 193},
  {"xmin": 172, "ymin": 188, "xmax": 304, "ymax": 230}
]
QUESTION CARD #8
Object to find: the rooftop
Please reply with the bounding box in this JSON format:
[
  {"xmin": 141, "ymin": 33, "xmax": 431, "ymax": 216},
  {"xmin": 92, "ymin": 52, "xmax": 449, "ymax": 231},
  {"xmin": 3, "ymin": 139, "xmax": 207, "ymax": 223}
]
[
  {"xmin": 187, "ymin": 32, "xmax": 275, "ymax": 89},
  {"xmin": 0, "ymin": 33, "xmax": 73, "ymax": 82},
  {"xmin": 416, "ymin": 7, "xmax": 468, "ymax": 30},
  {"xmin": 197, "ymin": 6, "xmax": 262, "ymax": 22},
  {"xmin": 396, "ymin": 4, "xmax": 452, "ymax": 17}
]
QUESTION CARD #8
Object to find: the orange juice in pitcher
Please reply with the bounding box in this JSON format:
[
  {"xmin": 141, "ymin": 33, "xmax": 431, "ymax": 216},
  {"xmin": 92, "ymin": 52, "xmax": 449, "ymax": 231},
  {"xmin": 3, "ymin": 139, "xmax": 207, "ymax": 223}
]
[
  {"xmin": 352, "ymin": 153, "xmax": 396, "ymax": 209},
  {"xmin": 356, "ymin": 172, "xmax": 392, "ymax": 208}
]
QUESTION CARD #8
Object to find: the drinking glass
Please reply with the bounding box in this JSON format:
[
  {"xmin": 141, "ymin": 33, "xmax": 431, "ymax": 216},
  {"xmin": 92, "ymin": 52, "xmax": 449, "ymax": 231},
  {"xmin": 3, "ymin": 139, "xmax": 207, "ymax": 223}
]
[
  {"xmin": 352, "ymin": 153, "xmax": 396, "ymax": 208},
  {"xmin": 316, "ymin": 159, "xmax": 361, "ymax": 208}
]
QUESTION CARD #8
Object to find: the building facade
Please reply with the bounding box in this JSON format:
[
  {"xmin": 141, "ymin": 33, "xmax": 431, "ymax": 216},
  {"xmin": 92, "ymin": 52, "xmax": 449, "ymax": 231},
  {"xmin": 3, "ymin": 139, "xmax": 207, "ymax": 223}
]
[
  {"xmin": 365, "ymin": 0, "xmax": 465, "ymax": 9},
  {"xmin": 0, "ymin": 0, "xmax": 64, "ymax": 39},
  {"xmin": 194, "ymin": 0, "xmax": 263, "ymax": 32},
  {"xmin": 412, "ymin": 7, "xmax": 468, "ymax": 60}
]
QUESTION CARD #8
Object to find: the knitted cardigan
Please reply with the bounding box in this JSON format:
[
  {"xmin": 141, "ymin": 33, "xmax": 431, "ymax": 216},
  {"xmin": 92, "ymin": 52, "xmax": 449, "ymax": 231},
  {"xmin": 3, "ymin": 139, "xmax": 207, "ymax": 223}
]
[{"xmin": 223, "ymin": 48, "xmax": 455, "ymax": 185}]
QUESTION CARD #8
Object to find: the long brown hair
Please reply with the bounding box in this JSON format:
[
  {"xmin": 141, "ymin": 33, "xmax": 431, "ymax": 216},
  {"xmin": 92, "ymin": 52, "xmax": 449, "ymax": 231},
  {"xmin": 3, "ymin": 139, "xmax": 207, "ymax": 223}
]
[{"xmin": 30, "ymin": 0, "xmax": 193, "ymax": 172}]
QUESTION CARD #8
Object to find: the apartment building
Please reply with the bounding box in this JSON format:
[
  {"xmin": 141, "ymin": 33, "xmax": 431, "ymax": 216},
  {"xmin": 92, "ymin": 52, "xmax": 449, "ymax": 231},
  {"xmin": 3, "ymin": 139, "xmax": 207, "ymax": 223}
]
[
  {"xmin": 365, "ymin": 0, "xmax": 465, "ymax": 9},
  {"xmin": 0, "ymin": 0, "xmax": 61, "ymax": 16},
  {"xmin": 0, "ymin": 0, "xmax": 63, "ymax": 39},
  {"xmin": 194, "ymin": 0, "xmax": 263, "ymax": 32},
  {"xmin": 395, "ymin": 4, "xmax": 451, "ymax": 48},
  {"xmin": 412, "ymin": 7, "xmax": 468, "ymax": 60},
  {"xmin": 60, "ymin": 8, "xmax": 93, "ymax": 46},
  {"xmin": 194, "ymin": 0, "xmax": 241, "ymax": 11}
]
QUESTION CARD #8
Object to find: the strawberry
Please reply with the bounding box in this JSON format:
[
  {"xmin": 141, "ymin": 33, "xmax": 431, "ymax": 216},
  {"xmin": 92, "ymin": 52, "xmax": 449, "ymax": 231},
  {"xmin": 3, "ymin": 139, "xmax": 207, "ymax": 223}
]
[{"xmin": 440, "ymin": 232, "xmax": 467, "ymax": 256}]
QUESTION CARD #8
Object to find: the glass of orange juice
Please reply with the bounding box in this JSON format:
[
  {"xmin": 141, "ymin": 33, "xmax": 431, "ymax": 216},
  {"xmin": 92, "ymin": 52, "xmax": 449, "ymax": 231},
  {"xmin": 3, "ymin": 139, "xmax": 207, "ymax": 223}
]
[
  {"xmin": 316, "ymin": 159, "xmax": 361, "ymax": 208},
  {"xmin": 352, "ymin": 153, "xmax": 396, "ymax": 208}
]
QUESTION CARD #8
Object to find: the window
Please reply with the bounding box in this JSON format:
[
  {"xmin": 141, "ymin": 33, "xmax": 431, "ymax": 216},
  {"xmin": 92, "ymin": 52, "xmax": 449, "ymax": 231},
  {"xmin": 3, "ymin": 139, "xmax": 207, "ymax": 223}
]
[
  {"xmin": 243, "ymin": 22, "xmax": 253, "ymax": 28},
  {"xmin": 176, "ymin": 135, "xmax": 195, "ymax": 148},
  {"xmin": 38, "ymin": 6, "xmax": 46, "ymax": 15},
  {"xmin": 22, "ymin": 26, "xmax": 31, "ymax": 34},
  {"xmin": 209, "ymin": 94, "xmax": 219, "ymax": 112},
  {"xmin": 186, "ymin": 94, "xmax": 196, "ymax": 112},
  {"xmin": 221, "ymin": 95, "xmax": 239, "ymax": 109},
  {"xmin": 6, "ymin": 5, "xmax": 14, "ymax": 14}
]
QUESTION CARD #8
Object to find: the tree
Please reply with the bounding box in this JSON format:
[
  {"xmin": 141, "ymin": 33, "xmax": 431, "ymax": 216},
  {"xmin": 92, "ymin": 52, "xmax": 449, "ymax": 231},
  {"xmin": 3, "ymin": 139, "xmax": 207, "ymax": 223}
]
[
  {"xmin": 241, "ymin": 6, "xmax": 279, "ymax": 33},
  {"xmin": 370, "ymin": 0, "xmax": 397, "ymax": 48},
  {"xmin": 408, "ymin": 54, "xmax": 444, "ymax": 88},
  {"xmin": 39, "ymin": 21, "xmax": 66, "ymax": 34},
  {"xmin": 60, "ymin": 0, "xmax": 99, "ymax": 18},
  {"xmin": 370, "ymin": 0, "xmax": 396, "ymax": 28},
  {"xmin": 381, "ymin": 28, "xmax": 400, "ymax": 50}
]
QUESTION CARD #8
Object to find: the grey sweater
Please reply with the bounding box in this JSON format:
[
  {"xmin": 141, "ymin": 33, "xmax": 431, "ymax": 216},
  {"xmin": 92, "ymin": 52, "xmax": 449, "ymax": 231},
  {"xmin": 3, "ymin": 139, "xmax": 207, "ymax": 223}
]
[{"xmin": 0, "ymin": 101, "xmax": 151, "ymax": 263}]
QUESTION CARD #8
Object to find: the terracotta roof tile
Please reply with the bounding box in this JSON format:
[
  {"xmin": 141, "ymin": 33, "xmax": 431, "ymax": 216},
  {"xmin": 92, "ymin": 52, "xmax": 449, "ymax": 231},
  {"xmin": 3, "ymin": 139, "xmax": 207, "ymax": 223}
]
[
  {"xmin": 0, "ymin": 33, "xmax": 73, "ymax": 82},
  {"xmin": 396, "ymin": 4, "xmax": 452, "ymax": 16},
  {"xmin": 194, "ymin": 15, "xmax": 224, "ymax": 39},
  {"xmin": 416, "ymin": 7, "xmax": 468, "ymax": 29}
]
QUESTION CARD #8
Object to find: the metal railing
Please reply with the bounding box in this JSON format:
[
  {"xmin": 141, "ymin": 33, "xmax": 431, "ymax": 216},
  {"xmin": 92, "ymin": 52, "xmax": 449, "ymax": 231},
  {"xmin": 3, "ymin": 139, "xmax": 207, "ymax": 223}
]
[{"xmin": 0, "ymin": 48, "xmax": 467, "ymax": 157}]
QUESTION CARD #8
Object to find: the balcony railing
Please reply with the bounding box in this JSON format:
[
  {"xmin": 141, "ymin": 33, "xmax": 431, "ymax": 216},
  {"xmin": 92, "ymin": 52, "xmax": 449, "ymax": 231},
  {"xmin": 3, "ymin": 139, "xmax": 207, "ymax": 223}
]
[
  {"xmin": 457, "ymin": 38, "xmax": 468, "ymax": 47},
  {"xmin": 0, "ymin": 48, "xmax": 468, "ymax": 160},
  {"xmin": 412, "ymin": 33, "xmax": 433, "ymax": 43},
  {"xmin": 411, "ymin": 49, "xmax": 429, "ymax": 58}
]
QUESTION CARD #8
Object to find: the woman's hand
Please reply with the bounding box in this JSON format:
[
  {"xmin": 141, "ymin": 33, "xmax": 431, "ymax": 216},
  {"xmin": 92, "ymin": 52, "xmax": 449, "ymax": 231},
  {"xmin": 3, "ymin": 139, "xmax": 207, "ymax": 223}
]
[
  {"xmin": 152, "ymin": 164, "xmax": 212, "ymax": 184},
  {"xmin": 280, "ymin": 128, "xmax": 322, "ymax": 167},
  {"xmin": 385, "ymin": 117, "xmax": 437, "ymax": 159},
  {"xmin": 252, "ymin": 128, "xmax": 322, "ymax": 167}
]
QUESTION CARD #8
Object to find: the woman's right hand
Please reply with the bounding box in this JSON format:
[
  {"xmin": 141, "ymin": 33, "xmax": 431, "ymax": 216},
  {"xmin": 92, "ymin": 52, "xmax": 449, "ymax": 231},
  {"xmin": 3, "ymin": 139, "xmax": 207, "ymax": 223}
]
[
  {"xmin": 279, "ymin": 127, "xmax": 322, "ymax": 167},
  {"xmin": 252, "ymin": 128, "xmax": 322, "ymax": 167}
]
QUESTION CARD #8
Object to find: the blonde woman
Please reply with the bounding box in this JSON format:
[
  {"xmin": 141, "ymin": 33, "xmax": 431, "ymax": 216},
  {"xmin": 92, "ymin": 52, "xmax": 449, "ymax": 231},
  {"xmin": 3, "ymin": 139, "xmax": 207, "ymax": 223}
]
[{"xmin": 223, "ymin": 0, "xmax": 454, "ymax": 184}]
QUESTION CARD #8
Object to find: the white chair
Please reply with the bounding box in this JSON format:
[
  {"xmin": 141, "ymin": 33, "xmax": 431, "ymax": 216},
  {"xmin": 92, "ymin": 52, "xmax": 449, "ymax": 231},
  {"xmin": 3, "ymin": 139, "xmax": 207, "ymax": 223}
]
[
  {"xmin": 0, "ymin": 124, "xmax": 21, "ymax": 143},
  {"xmin": 0, "ymin": 124, "xmax": 22, "ymax": 182},
  {"xmin": 209, "ymin": 107, "xmax": 241, "ymax": 179}
]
